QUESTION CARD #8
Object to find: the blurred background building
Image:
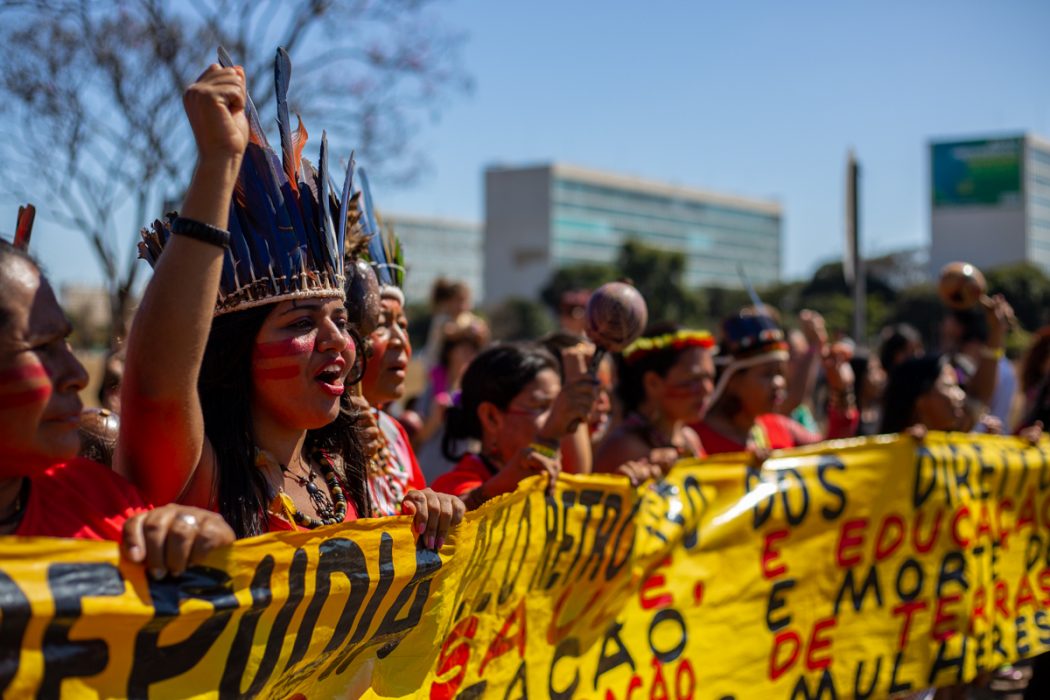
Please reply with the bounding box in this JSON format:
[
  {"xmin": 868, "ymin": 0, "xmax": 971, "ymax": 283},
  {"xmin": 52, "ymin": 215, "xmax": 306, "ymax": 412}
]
[
  {"xmin": 384, "ymin": 213, "xmax": 483, "ymax": 304},
  {"xmin": 482, "ymin": 163, "xmax": 782, "ymax": 305},
  {"xmin": 929, "ymin": 132, "xmax": 1050, "ymax": 275}
]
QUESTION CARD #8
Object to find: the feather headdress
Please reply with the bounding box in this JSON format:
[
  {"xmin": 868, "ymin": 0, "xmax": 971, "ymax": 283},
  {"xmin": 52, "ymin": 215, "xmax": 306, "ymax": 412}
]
[
  {"xmin": 354, "ymin": 168, "xmax": 405, "ymax": 296},
  {"xmin": 139, "ymin": 47, "xmax": 350, "ymax": 316}
]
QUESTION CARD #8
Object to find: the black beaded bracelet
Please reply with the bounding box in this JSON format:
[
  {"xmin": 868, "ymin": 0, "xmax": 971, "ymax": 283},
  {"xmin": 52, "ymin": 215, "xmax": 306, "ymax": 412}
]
[{"xmin": 171, "ymin": 217, "xmax": 230, "ymax": 249}]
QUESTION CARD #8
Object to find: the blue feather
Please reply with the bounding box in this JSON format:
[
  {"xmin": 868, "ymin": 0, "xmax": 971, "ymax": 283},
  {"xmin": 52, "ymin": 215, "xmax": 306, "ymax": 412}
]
[
  {"xmin": 142, "ymin": 48, "xmax": 345, "ymax": 314},
  {"xmin": 317, "ymin": 132, "xmax": 339, "ymax": 280},
  {"xmin": 355, "ymin": 168, "xmax": 391, "ymax": 286},
  {"xmin": 216, "ymin": 46, "xmax": 269, "ymax": 148},
  {"xmin": 336, "ymin": 150, "xmax": 356, "ymax": 262},
  {"xmin": 274, "ymin": 48, "xmax": 295, "ymax": 181}
]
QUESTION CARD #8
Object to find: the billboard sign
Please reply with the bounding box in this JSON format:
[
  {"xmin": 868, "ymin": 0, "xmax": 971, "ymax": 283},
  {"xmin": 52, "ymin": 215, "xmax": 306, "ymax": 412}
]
[{"xmin": 931, "ymin": 137, "xmax": 1023, "ymax": 207}]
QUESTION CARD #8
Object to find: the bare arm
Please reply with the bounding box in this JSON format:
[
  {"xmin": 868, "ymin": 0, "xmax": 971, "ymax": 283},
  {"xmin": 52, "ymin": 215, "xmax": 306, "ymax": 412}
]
[
  {"xmin": 782, "ymin": 311, "xmax": 826, "ymax": 415},
  {"xmin": 559, "ymin": 423, "xmax": 593, "ymax": 474},
  {"xmin": 115, "ymin": 65, "xmax": 249, "ymax": 507},
  {"xmin": 967, "ymin": 295, "xmax": 1012, "ymax": 409}
]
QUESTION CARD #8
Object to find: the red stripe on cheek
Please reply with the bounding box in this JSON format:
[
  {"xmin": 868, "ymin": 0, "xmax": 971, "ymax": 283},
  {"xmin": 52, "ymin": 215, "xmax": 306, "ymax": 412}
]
[
  {"xmin": 254, "ymin": 336, "xmax": 315, "ymax": 359},
  {"xmin": 254, "ymin": 365, "xmax": 301, "ymax": 381},
  {"xmin": 0, "ymin": 385, "xmax": 51, "ymax": 410},
  {"xmin": 0, "ymin": 365, "xmax": 49, "ymax": 383}
]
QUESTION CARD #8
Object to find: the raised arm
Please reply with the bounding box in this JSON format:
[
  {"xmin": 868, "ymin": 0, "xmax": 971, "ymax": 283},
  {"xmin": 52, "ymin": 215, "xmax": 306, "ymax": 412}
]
[
  {"xmin": 115, "ymin": 65, "xmax": 249, "ymax": 506},
  {"xmin": 966, "ymin": 294, "xmax": 1012, "ymax": 409}
]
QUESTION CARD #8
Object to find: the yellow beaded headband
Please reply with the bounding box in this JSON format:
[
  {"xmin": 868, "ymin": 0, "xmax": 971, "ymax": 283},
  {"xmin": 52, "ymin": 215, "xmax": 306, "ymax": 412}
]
[{"xmin": 622, "ymin": 330, "xmax": 716, "ymax": 365}]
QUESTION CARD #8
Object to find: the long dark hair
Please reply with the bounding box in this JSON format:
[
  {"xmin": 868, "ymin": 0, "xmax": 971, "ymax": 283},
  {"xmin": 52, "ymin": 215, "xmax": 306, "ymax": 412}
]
[
  {"xmin": 880, "ymin": 355, "xmax": 948, "ymax": 434},
  {"xmin": 616, "ymin": 321, "xmax": 684, "ymax": 413},
  {"xmin": 1021, "ymin": 326, "xmax": 1050, "ymax": 394},
  {"xmin": 199, "ymin": 304, "xmax": 369, "ymax": 538},
  {"xmin": 441, "ymin": 343, "xmax": 558, "ymax": 461}
]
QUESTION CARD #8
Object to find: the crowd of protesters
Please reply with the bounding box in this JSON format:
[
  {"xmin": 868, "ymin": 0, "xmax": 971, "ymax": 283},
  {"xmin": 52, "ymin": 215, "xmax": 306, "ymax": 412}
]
[{"xmin": 3, "ymin": 51, "xmax": 1050, "ymax": 699}]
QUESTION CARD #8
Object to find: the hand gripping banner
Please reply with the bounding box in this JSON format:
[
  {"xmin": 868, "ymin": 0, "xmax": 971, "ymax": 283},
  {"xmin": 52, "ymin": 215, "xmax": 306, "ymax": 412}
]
[{"xmin": 1, "ymin": 433, "xmax": 1049, "ymax": 698}]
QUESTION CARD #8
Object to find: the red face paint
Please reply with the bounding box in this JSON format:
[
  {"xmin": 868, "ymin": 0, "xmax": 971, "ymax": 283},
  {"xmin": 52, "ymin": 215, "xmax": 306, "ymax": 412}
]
[
  {"xmin": 253, "ymin": 336, "xmax": 315, "ymax": 383},
  {"xmin": 254, "ymin": 336, "xmax": 315, "ymax": 359},
  {"xmin": 0, "ymin": 364, "xmax": 52, "ymax": 410}
]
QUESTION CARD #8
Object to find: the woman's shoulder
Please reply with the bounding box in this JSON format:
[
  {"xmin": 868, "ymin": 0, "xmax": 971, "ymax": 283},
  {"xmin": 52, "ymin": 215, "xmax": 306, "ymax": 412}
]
[
  {"xmin": 430, "ymin": 453, "xmax": 489, "ymax": 496},
  {"xmin": 20, "ymin": 458, "xmax": 150, "ymax": 539},
  {"xmin": 37, "ymin": 458, "xmax": 146, "ymax": 501}
]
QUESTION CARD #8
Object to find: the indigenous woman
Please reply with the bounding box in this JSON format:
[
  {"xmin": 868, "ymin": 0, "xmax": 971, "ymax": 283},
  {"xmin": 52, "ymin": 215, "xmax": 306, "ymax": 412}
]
[
  {"xmin": 0, "ymin": 219, "xmax": 231, "ymax": 576},
  {"xmin": 695, "ymin": 310, "xmax": 858, "ymax": 454},
  {"xmin": 431, "ymin": 343, "xmax": 599, "ymax": 507},
  {"xmin": 357, "ymin": 241, "xmax": 465, "ymax": 548},
  {"xmin": 594, "ymin": 324, "xmax": 716, "ymax": 474},
  {"xmin": 880, "ymin": 355, "xmax": 968, "ymax": 434},
  {"xmin": 119, "ymin": 52, "xmax": 459, "ymax": 542}
]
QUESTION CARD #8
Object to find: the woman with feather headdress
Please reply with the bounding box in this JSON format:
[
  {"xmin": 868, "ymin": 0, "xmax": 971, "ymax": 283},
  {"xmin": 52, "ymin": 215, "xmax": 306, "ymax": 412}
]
[
  {"xmin": 342, "ymin": 199, "xmax": 465, "ymax": 547},
  {"xmin": 117, "ymin": 50, "xmax": 462, "ymax": 543}
]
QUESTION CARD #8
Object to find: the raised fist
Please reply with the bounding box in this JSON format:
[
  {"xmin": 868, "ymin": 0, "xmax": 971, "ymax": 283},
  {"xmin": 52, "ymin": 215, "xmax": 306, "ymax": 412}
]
[{"xmin": 183, "ymin": 64, "xmax": 250, "ymax": 161}]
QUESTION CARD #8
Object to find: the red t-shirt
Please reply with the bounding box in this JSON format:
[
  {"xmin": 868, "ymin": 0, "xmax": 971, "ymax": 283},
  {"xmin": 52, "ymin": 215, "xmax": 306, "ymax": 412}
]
[
  {"xmin": 693, "ymin": 414, "xmax": 803, "ymax": 455},
  {"xmin": 15, "ymin": 458, "xmax": 150, "ymax": 540},
  {"xmin": 431, "ymin": 454, "xmax": 496, "ymax": 497}
]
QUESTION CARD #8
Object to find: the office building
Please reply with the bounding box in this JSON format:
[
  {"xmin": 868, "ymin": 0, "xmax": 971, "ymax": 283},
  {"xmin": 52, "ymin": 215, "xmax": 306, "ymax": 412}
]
[
  {"xmin": 484, "ymin": 163, "xmax": 782, "ymax": 305},
  {"xmin": 384, "ymin": 213, "xmax": 483, "ymax": 305},
  {"xmin": 929, "ymin": 133, "xmax": 1050, "ymax": 274}
]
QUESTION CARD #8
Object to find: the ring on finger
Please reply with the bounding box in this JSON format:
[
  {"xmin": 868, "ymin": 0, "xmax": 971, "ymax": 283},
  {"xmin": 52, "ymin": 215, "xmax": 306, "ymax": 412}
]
[{"xmin": 176, "ymin": 513, "xmax": 200, "ymax": 529}]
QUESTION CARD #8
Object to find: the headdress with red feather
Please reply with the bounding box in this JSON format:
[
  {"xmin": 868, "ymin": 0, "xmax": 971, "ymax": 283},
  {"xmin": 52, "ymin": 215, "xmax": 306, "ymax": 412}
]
[{"xmin": 139, "ymin": 48, "xmax": 349, "ymax": 316}]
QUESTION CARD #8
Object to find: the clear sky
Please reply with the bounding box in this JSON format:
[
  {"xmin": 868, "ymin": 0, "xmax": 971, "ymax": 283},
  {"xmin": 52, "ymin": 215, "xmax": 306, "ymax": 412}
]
[{"xmin": 5, "ymin": 0, "xmax": 1049, "ymax": 290}]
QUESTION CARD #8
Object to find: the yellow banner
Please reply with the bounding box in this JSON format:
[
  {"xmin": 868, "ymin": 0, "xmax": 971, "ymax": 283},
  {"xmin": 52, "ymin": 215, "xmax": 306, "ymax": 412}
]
[{"xmin": 1, "ymin": 433, "xmax": 1049, "ymax": 699}]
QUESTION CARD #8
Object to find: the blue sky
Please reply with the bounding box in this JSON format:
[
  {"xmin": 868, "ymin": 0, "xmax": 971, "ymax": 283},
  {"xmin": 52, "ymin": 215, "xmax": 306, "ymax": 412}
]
[{"xmin": 5, "ymin": 0, "xmax": 1049, "ymax": 290}]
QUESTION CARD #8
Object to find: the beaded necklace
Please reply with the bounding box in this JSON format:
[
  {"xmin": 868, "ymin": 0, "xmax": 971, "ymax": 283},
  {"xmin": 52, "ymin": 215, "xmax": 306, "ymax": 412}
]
[{"xmin": 258, "ymin": 449, "xmax": 348, "ymax": 529}]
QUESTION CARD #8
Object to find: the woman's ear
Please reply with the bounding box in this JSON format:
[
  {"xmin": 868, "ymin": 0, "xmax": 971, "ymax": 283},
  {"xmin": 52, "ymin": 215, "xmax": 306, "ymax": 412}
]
[
  {"xmin": 642, "ymin": 370, "xmax": 663, "ymax": 400},
  {"xmin": 477, "ymin": 401, "xmax": 503, "ymax": 438}
]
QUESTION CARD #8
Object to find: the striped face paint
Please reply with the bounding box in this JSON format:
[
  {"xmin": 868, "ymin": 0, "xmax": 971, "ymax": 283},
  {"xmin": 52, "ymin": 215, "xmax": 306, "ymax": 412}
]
[
  {"xmin": 0, "ymin": 364, "xmax": 52, "ymax": 411},
  {"xmin": 253, "ymin": 335, "xmax": 315, "ymax": 382}
]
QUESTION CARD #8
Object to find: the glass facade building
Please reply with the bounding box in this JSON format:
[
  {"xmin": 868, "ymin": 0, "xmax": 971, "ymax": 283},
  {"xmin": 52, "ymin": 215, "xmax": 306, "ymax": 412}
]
[
  {"xmin": 484, "ymin": 164, "xmax": 782, "ymax": 305},
  {"xmin": 385, "ymin": 214, "xmax": 483, "ymax": 305},
  {"xmin": 929, "ymin": 133, "xmax": 1050, "ymax": 276},
  {"xmin": 1030, "ymin": 138, "xmax": 1050, "ymax": 270}
]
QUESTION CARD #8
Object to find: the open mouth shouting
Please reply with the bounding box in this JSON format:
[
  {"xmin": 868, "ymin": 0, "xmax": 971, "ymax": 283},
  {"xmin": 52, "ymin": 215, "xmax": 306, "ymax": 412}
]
[{"xmin": 314, "ymin": 357, "xmax": 347, "ymax": 396}]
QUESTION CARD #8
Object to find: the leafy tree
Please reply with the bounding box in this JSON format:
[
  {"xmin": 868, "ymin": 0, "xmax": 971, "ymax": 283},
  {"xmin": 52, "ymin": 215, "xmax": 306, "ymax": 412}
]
[
  {"xmin": 984, "ymin": 263, "xmax": 1050, "ymax": 331},
  {"xmin": 703, "ymin": 286, "xmax": 752, "ymax": 327},
  {"xmin": 801, "ymin": 260, "xmax": 897, "ymax": 304},
  {"xmin": 885, "ymin": 284, "xmax": 942, "ymax": 350},
  {"xmin": 488, "ymin": 298, "xmax": 553, "ymax": 342},
  {"xmin": 617, "ymin": 240, "xmax": 705, "ymax": 326},
  {"xmin": 539, "ymin": 262, "xmax": 618, "ymax": 312},
  {"xmin": 0, "ymin": 0, "xmax": 470, "ymax": 346}
]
